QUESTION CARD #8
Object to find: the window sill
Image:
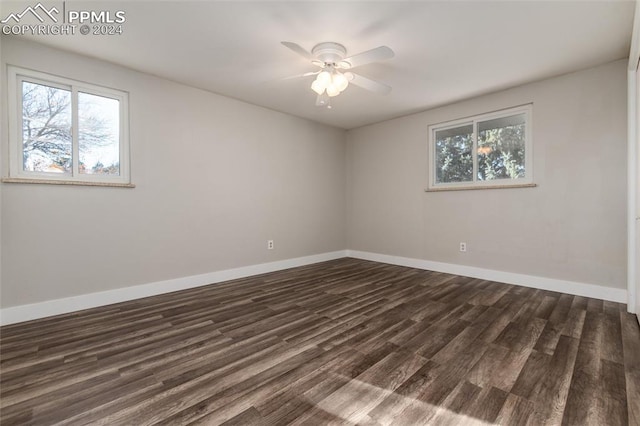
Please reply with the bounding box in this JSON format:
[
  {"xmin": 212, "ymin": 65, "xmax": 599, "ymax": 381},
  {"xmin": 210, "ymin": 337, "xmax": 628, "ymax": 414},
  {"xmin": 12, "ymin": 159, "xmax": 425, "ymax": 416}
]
[
  {"xmin": 1, "ymin": 178, "xmax": 135, "ymax": 188},
  {"xmin": 425, "ymin": 183, "xmax": 536, "ymax": 192}
]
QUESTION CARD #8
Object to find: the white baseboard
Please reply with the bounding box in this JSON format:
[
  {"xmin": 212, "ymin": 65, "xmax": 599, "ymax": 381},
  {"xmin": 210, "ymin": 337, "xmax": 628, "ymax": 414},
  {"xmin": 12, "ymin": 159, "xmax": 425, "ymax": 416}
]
[
  {"xmin": 346, "ymin": 250, "xmax": 628, "ymax": 304},
  {"xmin": 0, "ymin": 250, "xmax": 348, "ymax": 326},
  {"xmin": 1, "ymin": 249, "xmax": 627, "ymax": 326}
]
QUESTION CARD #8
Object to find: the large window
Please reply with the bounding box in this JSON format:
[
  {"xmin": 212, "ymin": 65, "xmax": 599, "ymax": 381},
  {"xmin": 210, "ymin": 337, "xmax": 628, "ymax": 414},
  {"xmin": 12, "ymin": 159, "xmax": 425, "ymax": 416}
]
[
  {"xmin": 7, "ymin": 66, "xmax": 130, "ymax": 186},
  {"xmin": 428, "ymin": 105, "xmax": 533, "ymax": 190}
]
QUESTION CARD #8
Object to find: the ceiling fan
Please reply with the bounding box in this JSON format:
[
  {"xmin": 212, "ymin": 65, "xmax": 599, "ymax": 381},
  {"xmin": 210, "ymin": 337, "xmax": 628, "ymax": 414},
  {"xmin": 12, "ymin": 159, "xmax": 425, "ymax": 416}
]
[{"xmin": 281, "ymin": 41, "xmax": 394, "ymax": 108}]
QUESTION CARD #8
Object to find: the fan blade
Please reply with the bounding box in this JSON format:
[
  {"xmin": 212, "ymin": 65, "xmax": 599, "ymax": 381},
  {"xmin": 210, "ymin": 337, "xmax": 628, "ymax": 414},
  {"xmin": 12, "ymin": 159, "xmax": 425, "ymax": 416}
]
[
  {"xmin": 340, "ymin": 46, "xmax": 394, "ymax": 69},
  {"xmin": 281, "ymin": 41, "xmax": 313, "ymax": 60},
  {"xmin": 347, "ymin": 72, "xmax": 392, "ymax": 95},
  {"xmin": 281, "ymin": 71, "xmax": 319, "ymax": 81}
]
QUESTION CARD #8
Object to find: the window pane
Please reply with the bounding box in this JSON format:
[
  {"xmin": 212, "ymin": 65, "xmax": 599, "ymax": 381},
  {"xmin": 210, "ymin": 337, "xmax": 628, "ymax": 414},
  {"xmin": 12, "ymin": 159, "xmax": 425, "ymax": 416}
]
[
  {"xmin": 477, "ymin": 113, "xmax": 526, "ymax": 181},
  {"xmin": 78, "ymin": 92, "xmax": 120, "ymax": 175},
  {"xmin": 435, "ymin": 124, "xmax": 473, "ymax": 183},
  {"xmin": 22, "ymin": 81, "xmax": 72, "ymax": 173}
]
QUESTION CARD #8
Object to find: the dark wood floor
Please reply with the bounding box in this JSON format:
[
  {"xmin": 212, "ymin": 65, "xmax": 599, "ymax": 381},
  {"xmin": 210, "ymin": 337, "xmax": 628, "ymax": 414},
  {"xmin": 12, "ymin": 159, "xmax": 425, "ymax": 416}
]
[{"xmin": 1, "ymin": 258, "xmax": 639, "ymax": 425}]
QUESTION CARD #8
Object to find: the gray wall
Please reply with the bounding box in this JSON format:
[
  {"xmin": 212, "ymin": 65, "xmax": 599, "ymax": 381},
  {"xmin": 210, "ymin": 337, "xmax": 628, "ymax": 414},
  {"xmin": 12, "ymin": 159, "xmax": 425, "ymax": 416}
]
[
  {"xmin": 346, "ymin": 59, "xmax": 627, "ymax": 289},
  {"xmin": 1, "ymin": 38, "xmax": 346, "ymax": 307}
]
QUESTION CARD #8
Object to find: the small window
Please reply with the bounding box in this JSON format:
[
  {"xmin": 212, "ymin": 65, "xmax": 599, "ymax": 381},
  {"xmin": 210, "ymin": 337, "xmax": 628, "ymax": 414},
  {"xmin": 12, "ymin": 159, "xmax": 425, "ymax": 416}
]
[
  {"xmin": 7, "ymin": 66, "xmax": 130, "ymax": 185},
  {"xmin": 428, "ymin": 105, "xmax": 533, "ymax": 190}
]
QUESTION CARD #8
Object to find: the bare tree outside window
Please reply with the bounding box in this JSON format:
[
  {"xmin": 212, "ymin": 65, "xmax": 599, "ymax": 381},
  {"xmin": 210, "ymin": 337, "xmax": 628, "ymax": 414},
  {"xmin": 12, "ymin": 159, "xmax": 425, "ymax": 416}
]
[
  {"xmin": 78, "ymin": 92, "xmax": 120, "ymax": 175},
  {"xmin": 21, "ymin": 81, "xmax": 120, "ymax": 176},
  {"xmin": 22, "ymin": 81, "xmax": 72, "ymax": 173},
  {"xmin": 9, "ymin": 66, "xmax": 130, "ymax": 185}
]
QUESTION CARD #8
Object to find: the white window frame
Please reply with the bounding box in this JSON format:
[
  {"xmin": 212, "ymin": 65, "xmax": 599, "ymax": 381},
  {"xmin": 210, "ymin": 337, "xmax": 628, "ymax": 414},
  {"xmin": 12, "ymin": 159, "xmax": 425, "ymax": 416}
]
[
  {"xmin": 7, "ymin": 65, "xmax": 131, "ymax": 186},
  {"xmin": 427, "ymin": 104, "xmax": 533, "ymax": 191}
]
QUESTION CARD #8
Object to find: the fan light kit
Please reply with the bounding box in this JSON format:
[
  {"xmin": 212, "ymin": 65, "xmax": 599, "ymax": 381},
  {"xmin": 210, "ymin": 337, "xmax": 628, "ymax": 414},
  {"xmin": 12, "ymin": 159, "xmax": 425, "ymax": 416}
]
[{"xmin": 281, "ymin": 41, "xmax": 394, "ymax": 109}]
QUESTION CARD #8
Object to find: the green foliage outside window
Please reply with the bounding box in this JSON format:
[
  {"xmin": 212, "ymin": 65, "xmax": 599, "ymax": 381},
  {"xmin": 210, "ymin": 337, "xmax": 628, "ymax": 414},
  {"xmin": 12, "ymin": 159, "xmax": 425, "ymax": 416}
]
[{"xmin": 432, "ymin": 110, "xmax": 528, "ymax": 187}]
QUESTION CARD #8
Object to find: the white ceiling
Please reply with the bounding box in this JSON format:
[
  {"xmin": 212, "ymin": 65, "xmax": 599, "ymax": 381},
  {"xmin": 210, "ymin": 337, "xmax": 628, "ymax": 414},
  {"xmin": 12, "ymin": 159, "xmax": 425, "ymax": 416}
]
[{"xmin": 2, "ymin": 0, "xmax": 636, "ymax": 129}]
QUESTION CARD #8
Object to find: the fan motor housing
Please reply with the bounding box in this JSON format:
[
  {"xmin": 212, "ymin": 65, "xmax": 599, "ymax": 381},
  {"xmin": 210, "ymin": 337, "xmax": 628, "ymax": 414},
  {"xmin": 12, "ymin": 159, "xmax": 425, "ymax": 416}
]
[{"xmin": 312, "ymin": 42, "xmax": 347, "ymax": 64}]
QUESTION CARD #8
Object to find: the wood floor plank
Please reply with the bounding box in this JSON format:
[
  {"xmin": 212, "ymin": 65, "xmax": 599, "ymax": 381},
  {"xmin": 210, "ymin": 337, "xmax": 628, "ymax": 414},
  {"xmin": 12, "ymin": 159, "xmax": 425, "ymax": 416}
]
[
  {"xmin": 0, "ymin": 258, "xmax": 637, "ymax": 425},
  {"xmin": 427, "ymin": 380, "xmax": 483, "ymax": 425},
  {"xmin": 366, "ymin": 360, "xmax": 441, "ymax": 425},
  {"xmin": 219, "ymin": 406, "xmax": 265, "ymax": 426},
  {"xmin": 272, "ymin": 373, "xmax": 355, "ymax": 425},
  {"xmin": 297, "ymin": 350, "xmax": 426, "ymax": 424},
  {"xmin": 495, "ymin": 392, "xmax": 535, "ymax": 425},
  {"xmin": 562, "ymin": 341, "xmax": 600, "ymax": 424},
  {"xmin": 534, "ymin": 320, "xmax": 564, "ymax": 355},
  {"xmin": 155, "ymin": 345, "xmax": 329, "ymax": 425},
  {"xmin": 431, "ymin": 307, "xmax": 502, "ymax": 364},
  {"xmin": 466, "ymin": 343, "xmax": 509, "ymax": 388},
  {"xmin": 528, "ymin": 335, "xmax": 580, "ymax": 425},
  {"xmin": 494, "ymin": 317, "xmax": 546, "ymax": 352},
  {"xmin": 561, "ymin": 307, "xmax": 586, "ymax": 339},
  {"xmin": 599, "ymin": 358, "xmax": 628, "ymax": 426},
  {"xmin": 512, "ymin": 290, "xmax": 545, "ymax": 323},
  {"xmin": 587, "ymin": 298, "xmax": 604, "ymax": 312},
  {"xmin": 602, "ymin": 309, "xmax": 625, "ymax": 364},
  {"xmin": 389, "ymin": 342, "xmax": 490, "ymax": 425},
  {"xmin": 506, "ymin": 349, "xmax": 552, "ymax": 400},
  {"xmin": 570, "ymin": 295, "xmax": 589, "ymax": 311},
  {"xmin": 621, "ymin": 312, "xmax": 640, "ymax": 426},
  {"xmin": 110, "ymin": 341, "xmax": 318, "ymax": 425},
  {"xmin": 562, "ymin": 309, "xmax": 604, "ymax": 425},
  {"xmin": 491, "ymin": 347, "xmax": 535, "ymax": 393},
  {"xmin": 465, "ymin": 385, "xmax": 509, "ymax": 424},
  {"xmin": 253, "ymin": 347, "xmax": 364, "ymax": 417}
]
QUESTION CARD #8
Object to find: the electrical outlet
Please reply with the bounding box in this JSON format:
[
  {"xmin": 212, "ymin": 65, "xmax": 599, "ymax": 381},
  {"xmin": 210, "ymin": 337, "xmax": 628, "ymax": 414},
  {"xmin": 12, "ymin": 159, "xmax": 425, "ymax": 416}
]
[
  {"xmin": 459, "ymin": 242, "xmax": 467, "ymax": 252},
  {"xmin": 267, "ymin": 240, "xmax": 274, "ymax": 250}
]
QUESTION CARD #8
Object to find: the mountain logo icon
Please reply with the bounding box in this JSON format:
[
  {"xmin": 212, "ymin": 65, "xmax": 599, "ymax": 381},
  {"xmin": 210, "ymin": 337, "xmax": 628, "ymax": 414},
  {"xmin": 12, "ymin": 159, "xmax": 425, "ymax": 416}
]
[{"xmin": 1, "ymin": 3, "xmax": 59, "ymax": 24}]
